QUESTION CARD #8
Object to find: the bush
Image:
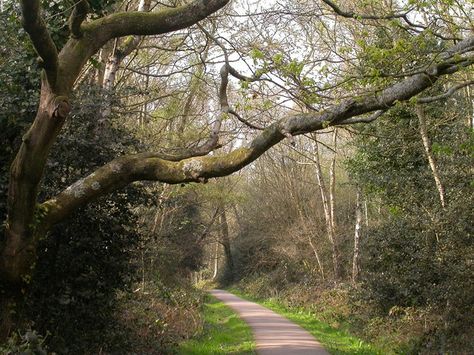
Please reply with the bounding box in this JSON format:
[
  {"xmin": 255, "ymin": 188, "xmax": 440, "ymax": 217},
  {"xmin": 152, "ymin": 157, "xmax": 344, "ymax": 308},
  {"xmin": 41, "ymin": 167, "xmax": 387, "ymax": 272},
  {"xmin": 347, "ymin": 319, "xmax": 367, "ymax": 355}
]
[{"xmin": 0, "ymin": 330, "xmax": 48, "ymax": 355}]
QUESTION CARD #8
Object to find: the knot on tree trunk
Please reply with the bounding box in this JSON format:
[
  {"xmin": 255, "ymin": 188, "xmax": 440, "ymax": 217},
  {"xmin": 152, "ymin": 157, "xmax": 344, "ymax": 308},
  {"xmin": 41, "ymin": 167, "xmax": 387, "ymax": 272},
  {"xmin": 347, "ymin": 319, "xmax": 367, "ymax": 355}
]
[{"xmin": 48, "ymin": 96, "xmax": 71, "ymax": 119}]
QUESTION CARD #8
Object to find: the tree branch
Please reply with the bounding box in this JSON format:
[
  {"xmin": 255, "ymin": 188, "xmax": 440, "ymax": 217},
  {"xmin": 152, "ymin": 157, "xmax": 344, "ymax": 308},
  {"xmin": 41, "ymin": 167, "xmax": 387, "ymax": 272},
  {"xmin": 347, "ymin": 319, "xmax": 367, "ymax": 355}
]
[
  {"xmin": 87, "ymin": 0, "xmax": 229, "ymax": 43},
  {"xmin": 199, "ymin": 23, "xmax": 264, "ymax": 130},
  {"xmin": 69, "ymin": 0, "xmax": 90, "ymax": 39},
  {"xmin": 338, "ymin": 110, "xmax": 387, "ymax": 125},
  {"xmin": 41, "ymin": 43, "xmax": 474, "ymax": 225},
  {"xmin": 20, "ymin": 0, "xmax": 58, "ymax": 82},
  {"xmin": 321, "ymin": 0, "xmax": 410, "ymax": 20},
  {"xmin": 58, "ymin": 0, "xmax": 230, "ymax": 92},
  {"xmin": 417, "ymin": 80, "xmax": 474, "ymax": 103}
]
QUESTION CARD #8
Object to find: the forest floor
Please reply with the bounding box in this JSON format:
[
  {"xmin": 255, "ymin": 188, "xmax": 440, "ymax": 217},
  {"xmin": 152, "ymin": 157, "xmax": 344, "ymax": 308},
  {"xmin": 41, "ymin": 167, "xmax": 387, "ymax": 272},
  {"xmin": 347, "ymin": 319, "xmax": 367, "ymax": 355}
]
[{"xmin": 210, "ymin": 289, "xmax": 329, "ymax": 354}]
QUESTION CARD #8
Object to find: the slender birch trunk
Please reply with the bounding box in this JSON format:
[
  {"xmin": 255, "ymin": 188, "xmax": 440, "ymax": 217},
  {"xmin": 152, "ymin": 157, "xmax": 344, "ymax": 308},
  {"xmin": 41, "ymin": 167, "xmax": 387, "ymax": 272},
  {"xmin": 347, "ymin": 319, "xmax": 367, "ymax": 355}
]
[
  {"xmin": 308, "ymin": 235, "xmax": 325, "ymax": 281},
  {"xmin": 314, "ymin": 131, "xmax": 341, "ymax": 280},
  {"xmin": 329, "ymin": 130, "xmax": 337, "ymax": 241},
  {"xmin": 151, "ymin": 184, "xmax": 169, "ymax": 235},
  {"xmin": 297, "ymin": 205, "xmax": 325, "ymax": 280},
  {"xmin": 364, "ymin": 199, "xmax": 369, "ymax": 227},
  {"xmin": 415, "ymin": 106, "xmax": 446, "ymax": 209},
  {"xmin": 99, "ymin": 0, "xmax": 151, "ymax": 125},
  {"xmin": 212, "ymin": 242, "xmax": 219, "ymax": 280},
  {"xmin": 352, "ymin": 188, "xmax": 363, "ymax": 283}
]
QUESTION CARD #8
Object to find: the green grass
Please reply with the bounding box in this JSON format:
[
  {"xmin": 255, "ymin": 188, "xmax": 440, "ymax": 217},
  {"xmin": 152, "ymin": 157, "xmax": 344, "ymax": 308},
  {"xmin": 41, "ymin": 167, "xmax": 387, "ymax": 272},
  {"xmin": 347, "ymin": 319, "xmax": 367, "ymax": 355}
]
[
  {"xmin": 228, "ymin": 288, "xmax": 384, "ymax": 355},
  {"xmin": 178, "ymin": 294, "xmax": 256, "ymax": 354}
]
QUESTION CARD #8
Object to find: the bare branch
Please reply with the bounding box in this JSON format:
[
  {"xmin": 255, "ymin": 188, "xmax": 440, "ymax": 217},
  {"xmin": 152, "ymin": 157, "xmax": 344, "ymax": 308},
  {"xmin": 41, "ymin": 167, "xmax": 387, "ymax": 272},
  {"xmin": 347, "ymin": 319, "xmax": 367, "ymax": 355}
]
[
  {"xmin": 199, "ymin": 23, "xmax": 264, "ymax": 130},
  {"xmin": 321, "ymin": 0, "xmax": 410, "ymax": 20},
  {"xmin": 228, "ymin": 65, "xmax": 264, "ymax": 82},
  {"xmin": 418, "ymin": 81, "xmax": 474, "ymax": 103},
  {"xmin": 20, "ymin": 0, "xmax": 58, "ymax": 82},
  {"xmin": 338, "ymin": 110, "xmax": 387, "ymax": 125},
  {"xmin": 229, "ymin": 109, "xmax": 264, "ymax": 130},
  {"xmin": 69, "ymin": 0, "xmax": 90, "ymax": 39}
]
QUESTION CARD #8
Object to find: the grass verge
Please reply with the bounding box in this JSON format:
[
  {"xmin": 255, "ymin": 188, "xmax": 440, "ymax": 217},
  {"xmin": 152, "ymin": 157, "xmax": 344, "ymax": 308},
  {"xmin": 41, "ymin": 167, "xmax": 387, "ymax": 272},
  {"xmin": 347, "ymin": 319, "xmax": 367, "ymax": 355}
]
[
  {"xmin": 228, "ymin": 288, "xmax": 384, "ymax": 355},
  {"xmin": 178, "ymin": 294, "xmax": 256, "ymax": 354}
]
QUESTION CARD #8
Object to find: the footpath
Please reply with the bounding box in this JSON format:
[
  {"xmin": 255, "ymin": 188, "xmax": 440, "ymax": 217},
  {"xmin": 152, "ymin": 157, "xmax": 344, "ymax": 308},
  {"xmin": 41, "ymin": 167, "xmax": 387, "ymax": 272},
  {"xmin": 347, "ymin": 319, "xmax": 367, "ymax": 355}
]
[{"xmin": 210, "ymin": 290, "xmax": 329, "ymax": 355}]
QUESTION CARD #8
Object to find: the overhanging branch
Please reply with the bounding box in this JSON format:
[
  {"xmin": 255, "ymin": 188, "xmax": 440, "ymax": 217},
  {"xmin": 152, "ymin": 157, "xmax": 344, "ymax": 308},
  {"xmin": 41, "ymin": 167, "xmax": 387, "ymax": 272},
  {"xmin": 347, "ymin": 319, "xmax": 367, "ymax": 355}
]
[
  {"xmin": 86, "ymin": 0, "xmax": 230, "ymax": 44},
  {"xmin": 41, "ymin": 39, "xmax": 474, "ymax": 225}
]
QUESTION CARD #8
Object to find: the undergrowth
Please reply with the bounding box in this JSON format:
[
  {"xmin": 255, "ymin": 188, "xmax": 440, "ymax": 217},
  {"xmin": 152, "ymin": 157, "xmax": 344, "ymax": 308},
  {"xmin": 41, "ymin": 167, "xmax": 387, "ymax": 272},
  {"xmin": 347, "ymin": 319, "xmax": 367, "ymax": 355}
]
[{"xmin": 229, "ymin": 275, "xmax": 436, "ymax": 354}]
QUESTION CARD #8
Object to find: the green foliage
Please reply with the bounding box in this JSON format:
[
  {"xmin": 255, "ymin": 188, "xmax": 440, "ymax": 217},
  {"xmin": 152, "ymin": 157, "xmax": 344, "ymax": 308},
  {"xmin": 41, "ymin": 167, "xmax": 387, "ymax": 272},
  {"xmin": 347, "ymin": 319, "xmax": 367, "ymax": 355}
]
[
  {"xmin": 250, "ymin": 48, "xmax": 265, "ymax": 62},
  {"xmin": 229, "ymin": 286, "xmax": 383, "ymax": 355},
  {"xmin": 178, "ymin": 295, "xmax": 256, "ymax": 354},
  {"xmin": 109, "ymin": 282, "xmax": 205, "ymax": 353},
  {"xmin": 22, "ymin": 83, "xmax": 146, "ymax": 353},
  {"xmin": 347, "ymin": 101, "xmax": 474, "ymax": 352},
  {"xmin": 0, "ymin": 6, "xmax": 40, "ymax": 226},
  {"xmin": 0, "ymin": 330, "xmax": 48, "ymax": 355}
]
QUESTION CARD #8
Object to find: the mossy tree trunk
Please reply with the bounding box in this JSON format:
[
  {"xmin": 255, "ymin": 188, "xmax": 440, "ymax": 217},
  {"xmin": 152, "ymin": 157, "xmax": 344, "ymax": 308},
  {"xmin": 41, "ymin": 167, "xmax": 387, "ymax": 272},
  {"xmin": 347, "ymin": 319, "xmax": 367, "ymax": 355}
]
[{"xmin": 0, "ymin": 0, "xmax": 231, "ymax": 338}]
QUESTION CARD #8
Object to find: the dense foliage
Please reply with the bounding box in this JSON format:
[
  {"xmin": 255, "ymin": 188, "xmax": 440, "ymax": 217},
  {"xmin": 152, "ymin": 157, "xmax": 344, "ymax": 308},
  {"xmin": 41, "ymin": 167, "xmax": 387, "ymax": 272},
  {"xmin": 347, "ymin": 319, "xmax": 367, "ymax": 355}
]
[
  {"xmin": 0, "ymin": 6, "xmax": 39, "ymax": 223},
  {"xmin": 0, "ymin": 5, "xmax": 207, "ymax": 353},
  {"xmin": 349, "ymin": 102, "xmax": 474, "ymax": 351},
  {"xmin": 227, "ymin": 100, "xmax": 473, "ymax": 352}
]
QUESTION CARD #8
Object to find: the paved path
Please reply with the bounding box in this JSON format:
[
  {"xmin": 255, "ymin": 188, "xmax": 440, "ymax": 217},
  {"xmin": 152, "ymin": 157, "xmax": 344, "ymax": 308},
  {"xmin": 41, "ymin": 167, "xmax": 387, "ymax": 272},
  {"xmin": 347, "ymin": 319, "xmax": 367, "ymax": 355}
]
[{"xmin": 210, "ymin": 289, "xmax": 329, "ymax": 355}]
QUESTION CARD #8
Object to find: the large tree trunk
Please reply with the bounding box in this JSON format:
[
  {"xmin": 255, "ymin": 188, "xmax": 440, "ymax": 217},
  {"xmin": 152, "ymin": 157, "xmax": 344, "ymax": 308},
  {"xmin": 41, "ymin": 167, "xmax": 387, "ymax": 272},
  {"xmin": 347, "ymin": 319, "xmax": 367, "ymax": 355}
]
[
  {"xmin": 1, "ymin": 80, "xmax": 71, "ymax": 339},
  {"xmin": 0, "ymin": 288, "xmax": 21, "ymax": 340}
]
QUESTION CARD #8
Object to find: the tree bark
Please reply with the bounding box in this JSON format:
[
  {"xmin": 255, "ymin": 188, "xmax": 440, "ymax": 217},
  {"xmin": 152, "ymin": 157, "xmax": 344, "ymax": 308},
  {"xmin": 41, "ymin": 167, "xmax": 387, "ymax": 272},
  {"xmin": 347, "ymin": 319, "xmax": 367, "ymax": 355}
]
[{"xmin": 328, "ymin": 130, "xmax": 341, "ymax": 279}]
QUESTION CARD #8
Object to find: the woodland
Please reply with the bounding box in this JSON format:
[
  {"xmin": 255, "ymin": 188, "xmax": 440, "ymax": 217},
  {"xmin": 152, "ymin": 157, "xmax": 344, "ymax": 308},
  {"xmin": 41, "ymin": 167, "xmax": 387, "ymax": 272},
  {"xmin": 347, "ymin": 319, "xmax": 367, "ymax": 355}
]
[{"xmin": 0, "ymin": 0, "xmax": 473, "ymax": 353}]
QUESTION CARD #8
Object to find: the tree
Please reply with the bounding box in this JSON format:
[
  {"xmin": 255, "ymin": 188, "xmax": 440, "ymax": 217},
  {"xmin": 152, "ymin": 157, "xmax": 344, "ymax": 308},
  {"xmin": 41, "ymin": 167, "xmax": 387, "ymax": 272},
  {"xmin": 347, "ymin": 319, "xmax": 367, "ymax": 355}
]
[{"xmin": 1, "ymin": 0, "xmax": 474, "ymax": 337}]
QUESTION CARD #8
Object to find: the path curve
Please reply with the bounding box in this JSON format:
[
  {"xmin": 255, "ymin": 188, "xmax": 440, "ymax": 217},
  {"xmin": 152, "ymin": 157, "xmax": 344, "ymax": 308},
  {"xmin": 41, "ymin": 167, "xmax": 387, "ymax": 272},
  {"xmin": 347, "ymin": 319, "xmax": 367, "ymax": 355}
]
[{"xmin": 210, "ymin": 290, "xmax": 329, "ymax": 355}]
